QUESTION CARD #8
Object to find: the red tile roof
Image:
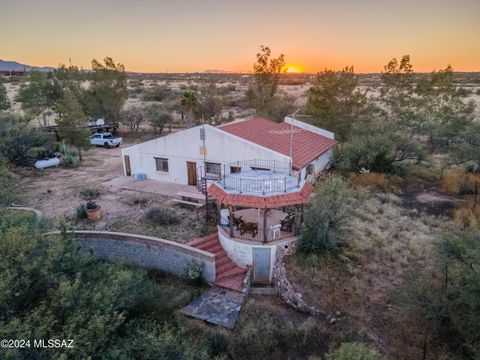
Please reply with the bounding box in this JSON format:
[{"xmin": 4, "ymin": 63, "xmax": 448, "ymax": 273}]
[
  {"xmin": 219, "ymin": 118, "xmax": 336, "ymax": 170},
  {"xmin": 208, "ymin": 182, "xmax": 313, "ymax": 209}
]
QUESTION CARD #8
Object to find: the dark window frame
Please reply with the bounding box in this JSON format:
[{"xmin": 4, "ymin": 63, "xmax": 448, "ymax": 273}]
[
  {"xmin": 205, "ymin": 162, "xmax": 221, "ymax": 179},
  {"xmin": 154, "ymin": 157, "xmax": 169, "ymax": 172}
]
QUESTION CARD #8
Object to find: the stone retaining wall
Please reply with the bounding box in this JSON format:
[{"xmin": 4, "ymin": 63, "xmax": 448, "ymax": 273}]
[
  {"xmin": 44, "ymin": 231, "xmax": 216, "ymax": 283},
  {"xmin": 272, "ymin": 247, "xmax": 324, "ymax": 317}
]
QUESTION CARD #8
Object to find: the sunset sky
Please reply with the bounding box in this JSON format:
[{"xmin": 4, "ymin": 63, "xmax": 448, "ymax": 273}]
[{"xmin": 1, "ymin": 0, "xmax": 479, "ymax": 73}]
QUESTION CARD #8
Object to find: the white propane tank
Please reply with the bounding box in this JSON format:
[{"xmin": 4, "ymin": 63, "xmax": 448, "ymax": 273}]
[{"xmin": 35, "ymin": 158, "xmax": 60, "ymax": 169}]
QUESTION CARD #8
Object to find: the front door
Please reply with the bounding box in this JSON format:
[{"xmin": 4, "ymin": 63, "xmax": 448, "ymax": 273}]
[
  {"xmin": 253, "ymin": 247, "xmax": 271, "ymax": 284},
  {"xmin": 124, "ymin": 155, "xmax": 131, "ymax": 176},
  {"xmin": 187, "ymin": 161, "xmax": 197, "ymax": 186}
]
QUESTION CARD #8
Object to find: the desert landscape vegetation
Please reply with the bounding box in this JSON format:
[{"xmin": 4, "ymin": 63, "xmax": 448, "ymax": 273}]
[
  {"xmin": 4, "ymin": 0, "xmax": 480, "ymax": 336},
  {"xmin": 0, "ymin": 43, "xmax": 479, "ymax": 359}
]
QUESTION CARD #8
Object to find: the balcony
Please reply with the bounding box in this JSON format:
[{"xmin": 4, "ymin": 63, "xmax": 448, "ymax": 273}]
[{"xmin": 218, "ymin": 160, "xmax": 300, "ymax": 195}]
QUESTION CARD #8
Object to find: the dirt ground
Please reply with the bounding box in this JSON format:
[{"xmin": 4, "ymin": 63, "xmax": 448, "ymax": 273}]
[{"xmin": 16, "ymin": 138, "xmax": 207, "ymax": 242}]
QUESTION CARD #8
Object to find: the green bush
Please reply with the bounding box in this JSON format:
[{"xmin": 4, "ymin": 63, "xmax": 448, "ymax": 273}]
[
  {"xmin": 183, "ymin": 261, "xmax": 204, "ymax": 285},
  {"xmin": 326, "ymin": 342, "xmax": 384, "ymax": 360},
  {"xmin": 79, "ymin": 186, "xmax": 100, "ymax": 200},
  {"xmin": 207, "ymin": 333, "xmax": 228, "ymax": 357},
  {"xmin": 301, "ymin": 176, "xmax": 359, "ymax": 254},
  {"xmin": 145, "ymin": 206, "xmax": 181, "ymax": 225},
  {"xmin": 64, "ymin": 153, "xmax": 79, "ymax": 167},
  {"xmin": 75, "ymin": 203, "xmax": 86, "ymax": 219}
]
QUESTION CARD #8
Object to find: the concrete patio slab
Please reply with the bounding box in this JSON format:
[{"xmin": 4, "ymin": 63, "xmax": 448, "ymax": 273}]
[
  {"xmin": 180, "ymin": 286, "xmax": 246, "ymax": 329},
  {"xmin": 103, "ymin": 176, "xmax": 199, "ymax": 197}
]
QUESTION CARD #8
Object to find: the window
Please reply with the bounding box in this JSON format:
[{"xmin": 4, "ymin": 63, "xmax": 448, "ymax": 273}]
[
  {"xmin": 205, "ymin": 162, "xmax": 221, "ymax": 179},
  {"xmin": 307, "ymin": 164, "xmax": 315, "ymax": 174},
  {"xmin": 230, "ymin": 166, "xmax": 241, "ymax": 174},
  {"xmin": 154, "ymin": 157, "xmax": 169, "ymax": 172}
]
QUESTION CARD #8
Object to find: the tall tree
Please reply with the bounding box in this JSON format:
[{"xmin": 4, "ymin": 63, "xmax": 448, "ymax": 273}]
[
  {"xmin": 380, "ymin": 55, "xmax": 418, "ymax": 134},
  {"xmin": 180, "ymin": 90, "xmax": 198, "ymax": 128},
  {"xmin": 16, "ymin": 71, "xmax": 62, "ymax": 126},
  {"xmin": 120, "ymin": 106, "xmax": 144, "ymax": 133},
  {"xmin": 145, "ymin": 104, "xmax": 172, "ymax": 135},
  {"xmin": 246, "ymin": 45, "xmax": 286, "ymax": 119},
  {"xmin": 83, "ymin": 57, "xmax": 127, "ymax": 123},
  {"xmin": 56, "ymin": 89, "xmax": 90, "ymax": 161},
  {"xmin": 306, "ymin": 66, "xmax": 371, "ymax": 141},
  {"xmin": 197, "ymin": 80, "xmax": 223, "ymax": 122},
  {"xmin": 415, "ymin": 65, "xmax": 475, "ymax": 153}
]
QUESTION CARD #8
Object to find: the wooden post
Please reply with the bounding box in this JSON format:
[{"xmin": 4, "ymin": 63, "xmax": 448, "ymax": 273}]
[
  {"xmin": 228, "ymin": 206, "xmax": 234, "ymax": 238},
  {"xmin": 263, "ymin": 208, "xmax": 268, "ymax": 243},
  {"xmin": 216, "ymin": 201, "xmax": 221, "ymax": 226}
]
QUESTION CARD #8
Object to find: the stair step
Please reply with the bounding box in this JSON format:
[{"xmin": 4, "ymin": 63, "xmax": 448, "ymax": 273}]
[
  {"xmin": 200, "ymin": 243, "xmax": 223, "ymax": 254},
  {"xmin": 215, "ymin": 254, "xmax": 232, "ymax": 267},
  {"xmin": 216, "ymin": 266, "xmax": 247, "ymax": 281},
  {"xmin": 216, "ymin": 261, "xmax": 237, "ymax": 274},
  {"xmin": 215, "ymin": 273, "xmax": 246, "ymax": 292},
  {"xmin": 187, "ymin": 234, "xmax": 218, "ymax": 247}
]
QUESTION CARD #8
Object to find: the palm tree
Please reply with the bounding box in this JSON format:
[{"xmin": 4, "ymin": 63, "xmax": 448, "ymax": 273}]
[{"xmin": 180, "ymin": 90, "xmax": 197, "ymax": 128}]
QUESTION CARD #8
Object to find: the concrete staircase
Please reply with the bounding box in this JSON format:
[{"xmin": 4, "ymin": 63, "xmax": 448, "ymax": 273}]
[{"xmin": 188, "ymin": 234, "xmax": 247, "ymax": 292}]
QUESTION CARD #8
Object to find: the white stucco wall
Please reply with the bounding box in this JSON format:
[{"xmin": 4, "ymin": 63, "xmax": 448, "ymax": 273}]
[
  {"xmin": 310, "ymin": 148, "xmax": 334, "ymax": 175},
  {"xmin": 121, "ymin": 125, "xmax": 291, "ymax": 185},
  {"xmin": 218, "ymin": 229, "xmax": 297, "ymax": 282}
]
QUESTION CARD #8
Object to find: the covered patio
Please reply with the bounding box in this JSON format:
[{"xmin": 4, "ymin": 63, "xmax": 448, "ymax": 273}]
[
  {"xmin": 208, "ymin": 180, "xmax": 313, "ymax": 244},
  {"xmin": 219, "ymin": 208, "xmax": 299, "ymax": 243}
]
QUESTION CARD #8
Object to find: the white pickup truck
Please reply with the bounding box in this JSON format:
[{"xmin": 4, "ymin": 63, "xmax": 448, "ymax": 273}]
[{"xmin": 90, "ymin": 133, "xmax": 123, "ymax": 148}]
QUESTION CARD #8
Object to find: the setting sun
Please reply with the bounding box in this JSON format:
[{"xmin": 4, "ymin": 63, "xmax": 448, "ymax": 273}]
[{"xmin": 282, "ymin": 64, "xmax": 304, "ymax": 73}]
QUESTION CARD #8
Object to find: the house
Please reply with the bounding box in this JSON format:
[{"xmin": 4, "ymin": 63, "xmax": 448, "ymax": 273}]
[{"xmin": 121, "ymin": 117, "xmax": 336, "ymax": 187}]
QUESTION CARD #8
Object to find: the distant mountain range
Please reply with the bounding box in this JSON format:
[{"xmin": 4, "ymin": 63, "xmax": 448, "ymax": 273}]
[{"xmin": 0, "ymin": 59, "xmax": 55, "ymax": 72}]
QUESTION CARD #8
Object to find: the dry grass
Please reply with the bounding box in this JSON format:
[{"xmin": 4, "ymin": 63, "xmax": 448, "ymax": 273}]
[
  {"xmin": 348, "ymin": 173, "xmax": 401, "ymax": 192},
  {"xmin": 285, "ymin": 191, "xmax": 449, "ymax": 359},
  {"xmin": 453, "ymin": 205, "xmax": 480, "ymax": 229},
  {"xmin": 440, "ymin": 168, "xmax": 480, "ymax": 195}
]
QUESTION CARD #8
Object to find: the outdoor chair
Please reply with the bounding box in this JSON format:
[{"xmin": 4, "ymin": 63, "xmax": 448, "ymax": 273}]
[
  {"xmin": 230, "ymin": 215, "xmax": 244, "ymax": 230},
  {"xmin": 270, "ymin": 224, "xmax": 281, "ymax": 239},
  {"xmin": 240, "ymin": 222, "xmax": 258, "ymax": 237}
]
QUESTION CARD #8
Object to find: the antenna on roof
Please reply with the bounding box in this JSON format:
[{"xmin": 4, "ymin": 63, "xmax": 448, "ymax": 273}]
[{"xmin": 289, "ymin": 113, "xmax": 297, "ymax": 175}]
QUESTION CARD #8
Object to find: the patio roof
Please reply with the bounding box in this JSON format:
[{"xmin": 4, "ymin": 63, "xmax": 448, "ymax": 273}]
[{"xmin": 208, "ymin": 181, "xmax": 313, "ymax": 209}]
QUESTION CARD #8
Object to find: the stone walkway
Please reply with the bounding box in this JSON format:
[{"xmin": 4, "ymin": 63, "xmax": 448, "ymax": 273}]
[{"xmin": 180, "ymin": 287, "xmax": 246, "ymax": 329}]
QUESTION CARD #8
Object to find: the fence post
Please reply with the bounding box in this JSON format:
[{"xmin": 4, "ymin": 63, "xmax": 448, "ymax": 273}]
[
  {"xmin": 239, "ymin": 178, "xmax": 242, "ymax": 194},
  {"xmin": 284, "ymin": 177, "xmax": 287, "ymax": 193},
  {"xmin": 273, "ymin": 160, "xmax": 276, "ymax": 173}
]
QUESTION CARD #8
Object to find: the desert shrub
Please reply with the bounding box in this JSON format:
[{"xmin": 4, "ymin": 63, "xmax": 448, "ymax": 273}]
[
  {"xmin": 64, "ymin": 153, "xmax": 78, "ymax": 167},
  {"xmin": 207, "ymin": 333, "xmax": 228, "ymax": 357},
  {"xmin": 465, "ymin": 162, "xmax": 479, "ymax": 173},
  {"xmin": 326, "ymin": 342, "xmax": 384, "ymax": 360},
  {"xmin": 130, "ymin": 196, "xmax": 152, "ymax": 207},
  {"xmin": 348, "ymin": 173, "xmax": 400, "ymax": 191},
  {"xmin": 75, "ymin": 203, "xmax": 86, "ymax": 219},
  {"xmin": 453, "ymin": 206, "xmax": 480, "ymax": 229},
  {"xmin": 301, "ymin": 176, "xmax": 359, "ymax": 254},
  {"xmin": 441, "ymin": 170, "xmax": 480, "ymax": 195},
  {"xmin": 391, "ymin": 227, "xmax": 480, "ymax": 358},
  {"xmin": 0, "ymin": 212, "xmax": 209, "ymax": 359},
  {"xmin": 145, "ymin": 206, "xmax": 181, "ymax": 225},
  {"xmin": 142, "ymin": 85, "xmax": 173, "ymax": 102},
  {"xmin": 183, "ymin": 261, "xmax": 204, "ymax": 285},
  {"xmin": 80, "ymin": 186, "xmax": 100, "ymax": 200}
]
